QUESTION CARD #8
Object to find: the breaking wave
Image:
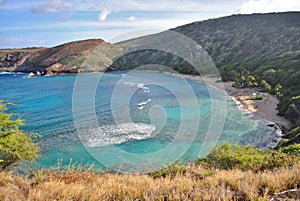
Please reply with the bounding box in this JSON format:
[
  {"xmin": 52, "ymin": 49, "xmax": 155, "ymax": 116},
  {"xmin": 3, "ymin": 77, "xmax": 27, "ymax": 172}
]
[
  {"xmin": 83, "ymin": 123, "xmax": 156, "ymax": 147},
  {"xmin": 0, "ymin": 72, "xmax": 25, "ymax": 75},
  {"xmin": 137, "ymin": 99, "xmax": 151, "ymax": 106},
  {"xmin": 124, "ymin": 82, "xmax": 150, "ymax": 93}
]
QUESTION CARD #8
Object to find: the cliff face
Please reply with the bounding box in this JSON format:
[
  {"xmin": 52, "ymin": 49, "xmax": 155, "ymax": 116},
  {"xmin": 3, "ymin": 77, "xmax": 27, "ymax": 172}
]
[
  {"xmin": 0, "ymin": 49, "xmax": 42, "ymax": 71},
  {"xmin": 0, "ymin": 39, "xmax": 113, "ymax": 75}
]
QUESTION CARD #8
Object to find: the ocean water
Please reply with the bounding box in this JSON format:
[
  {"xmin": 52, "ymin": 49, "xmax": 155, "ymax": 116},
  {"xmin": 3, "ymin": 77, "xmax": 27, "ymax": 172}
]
[{"xmin": 0, "ymin": 71, "xmax": 273, "ymax": 172}]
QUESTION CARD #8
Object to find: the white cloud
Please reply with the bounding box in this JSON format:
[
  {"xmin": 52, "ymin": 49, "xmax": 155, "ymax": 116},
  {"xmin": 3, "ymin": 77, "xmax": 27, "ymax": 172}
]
[
  {"xmin": 32, "ymin": 0, "xmax": 75, "ymax": 13},
  {"xmin": 233, "ymin": 0, "xmax": 300, "ymax": 14},
  {"xmin": 128, "ymin": 16, "xmax": 136, "ymax": 21},
  {"xmin": 98, "ymin": 8, "xmax": 112, "ymax": 21}
]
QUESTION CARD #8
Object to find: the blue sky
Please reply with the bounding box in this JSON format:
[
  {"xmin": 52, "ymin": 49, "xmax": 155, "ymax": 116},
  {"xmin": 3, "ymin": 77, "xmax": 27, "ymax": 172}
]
[{"xmin": 0, "ymin": 0, "xmax": 299, "ymax": 48}]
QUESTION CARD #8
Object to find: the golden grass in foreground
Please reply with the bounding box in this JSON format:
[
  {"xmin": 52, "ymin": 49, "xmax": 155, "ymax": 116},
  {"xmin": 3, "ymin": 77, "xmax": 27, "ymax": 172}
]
[{"xmin": 0, "ymin": 162, "xmax": 299, "ymax": 201}]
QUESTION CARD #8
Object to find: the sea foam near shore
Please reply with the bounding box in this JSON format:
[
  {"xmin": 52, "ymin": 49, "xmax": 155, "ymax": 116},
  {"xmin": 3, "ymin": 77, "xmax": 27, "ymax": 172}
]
[{"xmin": 230, "ymin": 96, "xmax": 284, "ymax": 149}]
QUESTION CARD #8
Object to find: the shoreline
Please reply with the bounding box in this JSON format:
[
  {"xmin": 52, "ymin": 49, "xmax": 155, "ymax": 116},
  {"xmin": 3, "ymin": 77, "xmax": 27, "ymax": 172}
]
[{"xmin": 175, "ymin": 73, "xmax": 292, "ymax": 131}]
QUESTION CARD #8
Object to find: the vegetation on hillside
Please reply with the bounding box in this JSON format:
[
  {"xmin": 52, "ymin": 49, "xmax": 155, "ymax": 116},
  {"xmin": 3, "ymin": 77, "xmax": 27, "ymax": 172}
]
[
  {"xmin": 173, "ymin": 12, "xmax": 300, "ymax": 129},
  {"xmin": 279, "ymin": 126, "xmax": 300, "ymax": 147},
  {"xmin": 0, "ymin": 101, "xmax": 39, "ymax": 169},
  {"xmin": 202, "ymin": 143, "xmax": 298, "ymax": 171}
]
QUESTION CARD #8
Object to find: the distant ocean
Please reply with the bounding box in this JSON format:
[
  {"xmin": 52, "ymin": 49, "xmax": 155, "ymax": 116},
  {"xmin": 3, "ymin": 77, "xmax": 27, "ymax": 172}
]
[{"xmin": 0, "ymin": 71, "xmax": 276, "ymax": 171}]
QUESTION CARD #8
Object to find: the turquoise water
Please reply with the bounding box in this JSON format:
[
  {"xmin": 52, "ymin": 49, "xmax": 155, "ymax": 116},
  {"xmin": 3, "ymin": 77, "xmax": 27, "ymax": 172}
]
[{"xmin": 0, "ymin": 71, "xmax": 269, "ymax": 172}]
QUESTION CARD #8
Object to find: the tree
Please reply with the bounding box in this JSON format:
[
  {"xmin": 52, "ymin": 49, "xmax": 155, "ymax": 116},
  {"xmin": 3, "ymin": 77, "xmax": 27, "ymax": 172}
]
[
  {"xmin": 275, "ymin": 84, "xmax": 283, "ymax": 98},
  {"xmin": 261, "ymin": 79, "xmax": 272, "ymax": 92},
  {"xmin": 261, "ymin": 80, "xmax": 272, "ymax": 92},
  {"xmin": 232, "ymin": 67, "xmax": 250, "ymax": 88},
  {"xmin": 260, "ymin": 80, "xmax": 272, "ymax": 100},
  {"xmin": 246, "ymin": 75, "xmax": 258, "ymax": 88},
  {"xmin": 0, "ymin": 101, "xmax": 39, "ymax": 169},
  {"xmin": 241, "ymin": 75, "xmax": 246, "ymax": 87},
  {"xmin": 245, "ymin": 75, "xmax": 258, "ymax": 95}
]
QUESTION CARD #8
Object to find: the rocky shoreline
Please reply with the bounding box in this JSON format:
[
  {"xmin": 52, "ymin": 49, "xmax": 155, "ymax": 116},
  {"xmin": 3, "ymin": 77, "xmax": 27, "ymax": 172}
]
[{"xmin": 175, "ymin": 73, "xmax": 291, "ymax": 148}]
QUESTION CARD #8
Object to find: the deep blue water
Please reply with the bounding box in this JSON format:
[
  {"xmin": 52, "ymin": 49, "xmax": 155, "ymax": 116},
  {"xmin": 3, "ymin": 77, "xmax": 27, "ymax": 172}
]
[{"xmin": 0, "ymin": 71, "xmax": 270, "ymax": 172}]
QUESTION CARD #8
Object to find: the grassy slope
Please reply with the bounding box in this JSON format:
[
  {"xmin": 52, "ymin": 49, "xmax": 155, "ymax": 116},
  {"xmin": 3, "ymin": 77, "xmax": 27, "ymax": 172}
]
[
  {"xmin": 0, "ymin": 162, "xmax": 299, "ymax": 201},
  {"xmin": 1, "ymin": 143, "xmax": 300, "ymax": 200}
]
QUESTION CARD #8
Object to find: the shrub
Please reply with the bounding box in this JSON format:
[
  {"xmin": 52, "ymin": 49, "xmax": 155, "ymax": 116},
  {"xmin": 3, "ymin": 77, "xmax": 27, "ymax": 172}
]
[
  {"xmin": 284, "ymin": 126, "xmax": 300, "ymax": 139},
  {"xmin": 0, "ymin": 101, "xmax": 39, "ymax": 169},
  {"xmin": 291, "ymin": 95, "xmax": 300, "ymax": 101},
  {"xmin": 249, "ymin": 96, "xmax": 263, "ymax": 100},
  {"xmin": 150, "ymin": 161, "xmax": 187, "ymax": 178},
  {"xmin": 60, "ymin": 55, "xmax": 85, "ymax": 66},
  {"xmin": 280, "ymin": 144, "xmax": 300, "ymax": 155},
  {"xmin": 204, "ymin": 144, "xmax": 293, "ymax": 171}
]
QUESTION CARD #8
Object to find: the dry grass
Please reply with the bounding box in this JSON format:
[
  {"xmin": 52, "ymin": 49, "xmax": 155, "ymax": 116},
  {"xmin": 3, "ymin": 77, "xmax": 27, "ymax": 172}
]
[{"xmin": 0, "ymin": 162, "xmax": 299, "ymax": 201}]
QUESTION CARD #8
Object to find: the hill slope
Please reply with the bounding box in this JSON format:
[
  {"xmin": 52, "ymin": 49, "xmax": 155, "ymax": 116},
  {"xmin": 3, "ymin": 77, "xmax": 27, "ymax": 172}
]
[
  {"xmin": 0, "ymin": 39, "xmax": 113, "ymax": 75},
  {"xmin": 173, "ymin": 12, "xmax": 300, "ymax": 70},
  {"xmin": 172, "ymin": 12, "xmax": 300, "ymax": 128}
]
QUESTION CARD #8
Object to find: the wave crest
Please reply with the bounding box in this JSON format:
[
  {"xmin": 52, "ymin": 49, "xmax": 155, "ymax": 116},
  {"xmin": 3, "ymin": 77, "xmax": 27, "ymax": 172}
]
[{"xmin": 83, "ymin": 123, "xmax": 156, "ymax": 147}]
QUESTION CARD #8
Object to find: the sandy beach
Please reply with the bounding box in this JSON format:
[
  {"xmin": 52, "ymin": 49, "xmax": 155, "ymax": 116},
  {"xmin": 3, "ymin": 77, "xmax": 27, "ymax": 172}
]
[{"xmin": 176, "ymin": 74, "xmax": 292, "ymax": 131}]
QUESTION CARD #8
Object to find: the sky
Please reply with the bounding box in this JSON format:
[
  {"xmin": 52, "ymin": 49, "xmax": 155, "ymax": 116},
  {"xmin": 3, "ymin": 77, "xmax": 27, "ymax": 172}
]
[{"xmin": 0, "ymin": 0, "xmax": 299, "ymax": 48}]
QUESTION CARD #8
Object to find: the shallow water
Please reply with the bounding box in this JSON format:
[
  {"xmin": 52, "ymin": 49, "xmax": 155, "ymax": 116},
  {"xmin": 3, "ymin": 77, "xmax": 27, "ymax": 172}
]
[{"xmin": 0, "ymin": 71, "xmax": 271, "ymax": 172}]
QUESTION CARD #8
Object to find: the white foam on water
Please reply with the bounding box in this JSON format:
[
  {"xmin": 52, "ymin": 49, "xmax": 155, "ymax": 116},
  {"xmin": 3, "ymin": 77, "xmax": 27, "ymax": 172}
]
[
  {"xmin": 124, "ymin": 82, "xmax": 150, "ymax": 93},
  {"xmin": 124, "ymin": 82, "xmax": 144, "ymax": 88},
  {"xmin": 229, "ymin": 96, "xmax": 254, "ymax": 117},
  {"xmin": 229, "ymin": 95, "xmax": 284, "ymax": 148},
  {"xmin": 137, "ymin": 98, "xmax": 151, "ymax": 106},
  {"xmin": 0, "ymin": 72, "xmax": 26, "ymax": 75},
  {"xmin": 230, "ymin": 96, "xmax": 243, "ymax": 109},
  {"xmin": 142, "ymin": 86, "xmax": 150, "ymax": 93},
  {"xmin": 262, "ymin": 123, "xmax": 284, "ymax": 149},
  {"xmin": 83, "ymin": 123, "xmax": 156, "ymax": 147},
  {"xmin": 23, "ymin": 72, "xmax": 35, "ymax": 78},
  {"xmin": 137, "ymin": 83, "xmax": 144, "ymax": 88}
]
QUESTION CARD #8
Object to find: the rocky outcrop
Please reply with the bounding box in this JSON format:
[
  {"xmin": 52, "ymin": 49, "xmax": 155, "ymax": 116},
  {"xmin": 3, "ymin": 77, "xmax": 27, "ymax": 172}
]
[{"xmin": 286, "ymin": 102, "xmax": 300, "ymax": 126}]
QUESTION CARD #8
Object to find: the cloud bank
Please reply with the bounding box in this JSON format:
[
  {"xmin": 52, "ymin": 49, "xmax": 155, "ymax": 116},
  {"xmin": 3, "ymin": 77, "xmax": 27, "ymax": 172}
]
[{"xmin": 233, "ymin": 0, "xmax": 300, "ymax": 14}]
